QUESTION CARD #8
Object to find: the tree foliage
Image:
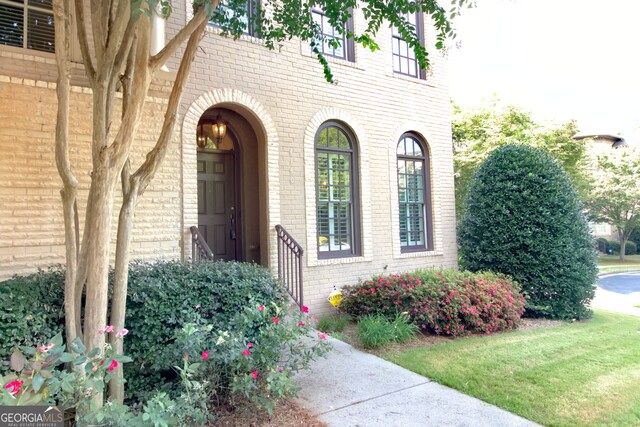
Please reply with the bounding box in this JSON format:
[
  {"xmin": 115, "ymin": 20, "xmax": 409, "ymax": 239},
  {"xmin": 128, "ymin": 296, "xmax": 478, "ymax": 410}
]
[
  {"xmin": 452, "ymin": 103, "xmax": 589, "ymax": 218},
  {"xmin": 458, "ymin": 144, "xmax": 597, "ymax": 320},
  {"xmin": 584, "ymin": 149, "xmax": 640, "ymax": 261},
  {"xmin": 50, "ymin": 0, "xmax": 470, "ymax": 406}
]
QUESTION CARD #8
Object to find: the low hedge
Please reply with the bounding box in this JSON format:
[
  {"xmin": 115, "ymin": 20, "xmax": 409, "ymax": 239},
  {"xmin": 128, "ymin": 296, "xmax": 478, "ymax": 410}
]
[
  {"xmin": 341, "ymin": 269, "xmax": 526, "ymax": 337},
  {"xmin": 606, "ymin": 240, "xmax": 637, "ymax": 256},
  {"xmin": 0, "ymin": 261, "xmax": 287, "ymax": 401},
  {"xmin": 0, "ymin": 267, "xmax": 66, "ymax": 372}
]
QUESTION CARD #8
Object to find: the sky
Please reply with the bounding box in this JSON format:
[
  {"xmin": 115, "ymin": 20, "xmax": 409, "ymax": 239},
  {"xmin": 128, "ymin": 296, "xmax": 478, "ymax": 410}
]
[{"xmin": 447, "ymin": 0, "xmax": 640, "ymax": 140}]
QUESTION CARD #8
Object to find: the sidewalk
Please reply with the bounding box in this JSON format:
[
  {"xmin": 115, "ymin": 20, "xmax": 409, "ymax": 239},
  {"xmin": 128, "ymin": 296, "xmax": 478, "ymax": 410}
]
[{"xmin": 294, "ymin": 337, "xmax": 539, "ymax": 427}]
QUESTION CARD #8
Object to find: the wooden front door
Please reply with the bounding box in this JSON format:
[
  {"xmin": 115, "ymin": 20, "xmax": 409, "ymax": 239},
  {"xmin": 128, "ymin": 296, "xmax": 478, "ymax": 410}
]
[{"xmin": 197, "ymin": 151, "xmax": 237, "ymax": 261}]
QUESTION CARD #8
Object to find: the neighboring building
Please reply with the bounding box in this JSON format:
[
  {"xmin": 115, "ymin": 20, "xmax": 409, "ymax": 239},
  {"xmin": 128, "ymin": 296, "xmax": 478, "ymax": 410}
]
[
  {"xmin": 0, "ymin": 2, "xmax": 458, "ymax": 312},
  {"xmin": 573, "ymin": 133, "xmax": 628, "ymax": 242}
]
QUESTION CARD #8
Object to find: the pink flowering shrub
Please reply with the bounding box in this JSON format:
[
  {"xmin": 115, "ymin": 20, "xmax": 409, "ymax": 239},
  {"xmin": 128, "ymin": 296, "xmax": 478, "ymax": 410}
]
[{"xmin": 341, "ymin": 269, "xmax": 526, "ymax": 337}]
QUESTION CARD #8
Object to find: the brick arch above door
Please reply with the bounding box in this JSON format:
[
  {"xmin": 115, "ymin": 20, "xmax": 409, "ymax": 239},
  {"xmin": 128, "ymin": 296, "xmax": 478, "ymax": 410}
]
[{"xmin": 181, "ymin": 89, "xmax": 281, "ymax": 268}]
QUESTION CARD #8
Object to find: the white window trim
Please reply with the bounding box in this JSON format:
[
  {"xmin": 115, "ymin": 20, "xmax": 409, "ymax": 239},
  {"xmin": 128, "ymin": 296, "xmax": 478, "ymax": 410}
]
[
  {"xmin": 303, "ymin": 108, "xmax": 372, "ymax": 267},
  {"xmin": 388, "ymin": 121, "xmax": 443, "ymax": 260}
]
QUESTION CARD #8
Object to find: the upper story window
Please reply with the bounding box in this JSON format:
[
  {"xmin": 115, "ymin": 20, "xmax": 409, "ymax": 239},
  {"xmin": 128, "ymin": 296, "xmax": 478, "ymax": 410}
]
[
  {"xmin": 311, "ymin": 7, "xmax": 354, "ymax": 62},
  {"xmin": 316, "ymin": 122, "xmax": 360, "ymax": 258},
  {"xmin": 210, "ymin": 0, "xmax": 260, "ymax": 38},
  {"xmin": 397, "ymin": 133, "xmax": 432, "ymax": 251},
  {"xmin": 0, "ymin": 0, "xmax": 55, "ymax": 53},
  {"xmin": 391, "ymin": 12, "xmax": 425, "ymax": 79}
]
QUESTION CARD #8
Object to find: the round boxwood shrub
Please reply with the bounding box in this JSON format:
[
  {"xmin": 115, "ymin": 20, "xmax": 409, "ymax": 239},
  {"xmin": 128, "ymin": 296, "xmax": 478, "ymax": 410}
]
[{"xmin": 458, "ymin": 144, "xmax": 597, "ymax": 320}]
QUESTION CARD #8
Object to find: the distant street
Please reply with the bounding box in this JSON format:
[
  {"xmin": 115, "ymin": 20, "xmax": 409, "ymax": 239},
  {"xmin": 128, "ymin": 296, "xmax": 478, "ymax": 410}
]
[{"xmin": 592, "ymin": 273, "xmax": 640, "ymax": 316}]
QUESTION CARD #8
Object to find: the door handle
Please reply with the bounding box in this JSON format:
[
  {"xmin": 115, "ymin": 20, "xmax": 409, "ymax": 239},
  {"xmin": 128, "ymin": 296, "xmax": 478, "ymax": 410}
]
[{"xmin": 229, "ymin": 207, "xmax": 237, "ymax": 240}]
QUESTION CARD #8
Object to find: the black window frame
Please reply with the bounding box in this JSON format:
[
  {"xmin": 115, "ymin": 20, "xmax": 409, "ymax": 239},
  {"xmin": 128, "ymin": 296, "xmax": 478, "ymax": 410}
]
[
  {"xmin": 311, "ymin": 6, "xmax": 355, "ymax": 62},
  {"xmin": 397, "ymin": 133, "xmax": 433, "ymax": 252},
  {"xmin": 391, "ymin": 11, "xmax": 426, "ymax": 79},
  {"xmin": 0, "ymin": 0, "xmax": 55, "ymax": 53},
  {"xmin": 210, "ymin": 0, "xmax": 261, "ymax": 38},
  {"xmin": 315, "ymin": 121, "xmax": 361, "ymax": 259}
]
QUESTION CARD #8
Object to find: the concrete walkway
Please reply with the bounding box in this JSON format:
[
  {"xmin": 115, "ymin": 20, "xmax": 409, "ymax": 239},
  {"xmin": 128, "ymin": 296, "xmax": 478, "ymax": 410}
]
[{"xmin": 294, "ymin": 337, "xmax": 539, "ymax": 427}]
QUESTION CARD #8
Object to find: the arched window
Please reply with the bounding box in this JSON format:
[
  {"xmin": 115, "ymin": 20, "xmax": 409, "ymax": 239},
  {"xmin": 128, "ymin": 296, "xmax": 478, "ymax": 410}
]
[
  {"xmin": 397, "ymin": 133, "xmax": 432, "ymax": 251},
  {"xmin": 315, "ymin": 122, "xmax": 360, "ymax": 258}
]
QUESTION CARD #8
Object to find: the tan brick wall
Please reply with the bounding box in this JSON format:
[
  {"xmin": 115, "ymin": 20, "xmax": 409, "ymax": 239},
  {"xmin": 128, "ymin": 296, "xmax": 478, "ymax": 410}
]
[
  {"xmin": 0, "ymin": 52, "xmax": 182, "ymax": 280},
  {"xmin": 0, "ymin": 5, "xmax": 458, "ymax": 314},
  {"xmin": 169, "ymin": 4, "xmax": 459, "ymax": 313}
]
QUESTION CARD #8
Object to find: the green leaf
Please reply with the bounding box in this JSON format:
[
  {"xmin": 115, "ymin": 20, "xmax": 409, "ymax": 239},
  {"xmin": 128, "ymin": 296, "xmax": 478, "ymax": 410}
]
[
  {"xmin": 10, "ymin": 349, "xmax": 25, "ymax": 372},
  {"xmin": 74, "ymin": 356, "xmax": 87, "ymax": 365},
  {"xmin": 70, "ymin": 338, "xmax": 86, "ymax": 354},
  {"xmin": 87, "ymin": 347, "xmax": 101, "ymax": 358},
  {"xmin": 32, "ymin": 373, "xmax": 45, "ymax": 392},
  {"xmin": 40, "ymin": 369, "xmax": 53, "ymax": 379},
  {"xmin": 59, "ymin": 353, "xmax": 74, "ymax": 363}
]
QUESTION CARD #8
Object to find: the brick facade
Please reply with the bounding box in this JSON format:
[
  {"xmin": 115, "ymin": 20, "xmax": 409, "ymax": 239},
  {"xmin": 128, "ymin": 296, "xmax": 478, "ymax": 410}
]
[{"xmin": 0, "ymin": 3, "xmax": 458, "ymax": 313}]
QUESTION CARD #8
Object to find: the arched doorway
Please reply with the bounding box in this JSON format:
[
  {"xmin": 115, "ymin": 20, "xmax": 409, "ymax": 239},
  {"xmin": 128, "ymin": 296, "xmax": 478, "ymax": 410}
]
[{"xmin": 196, "ymin": 107, "xmax": 263, "ymax": 263}]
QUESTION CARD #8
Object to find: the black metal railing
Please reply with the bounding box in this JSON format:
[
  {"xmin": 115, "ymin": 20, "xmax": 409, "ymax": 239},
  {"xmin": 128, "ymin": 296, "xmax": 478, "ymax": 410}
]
[
  {"xmin": 275, "ymin": 224, "xmax": 304, "ymax": 308},
  {"xmin": 190, "ymin": 226, "xmax": 214, "ymax": 262}
]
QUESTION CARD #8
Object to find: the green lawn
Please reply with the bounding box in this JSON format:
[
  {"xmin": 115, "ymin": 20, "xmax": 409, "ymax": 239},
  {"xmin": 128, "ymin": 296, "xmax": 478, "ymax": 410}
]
[
  {"xmin": 388, "ymin": 311, "xmax": 640, "ymax": 427},
  {"xmin": 598, "ymin": 254, "xmax": 640, "ymax": 274}
]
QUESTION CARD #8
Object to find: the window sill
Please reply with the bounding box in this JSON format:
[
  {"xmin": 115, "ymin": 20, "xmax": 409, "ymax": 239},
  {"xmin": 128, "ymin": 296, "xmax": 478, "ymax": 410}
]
[
  {"xmin": 299, "ymin": 43, "xmax": 365, "ymax": 72},
  {"xmin": 205, "ymin": 25, "xmax": 265, "ymax": 46},
  {"xmin": 386, "ymin": 70, "xmax": 437, "ymax": 88},
  {"xmin": 309, "ymin": 255, "xmax": 366, "ymax": 267},
  {"xmin": 394, "ymin": 250, "xmax": 442, "ymax": 260}
]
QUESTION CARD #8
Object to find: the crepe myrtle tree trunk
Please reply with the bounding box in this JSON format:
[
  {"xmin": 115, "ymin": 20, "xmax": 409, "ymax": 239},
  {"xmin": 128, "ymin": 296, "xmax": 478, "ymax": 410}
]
[
  {"xmin": 51, "ymin": 0, "xmax": 468, "ymax": 408},
  {"xmin": 52, "ymin": 0, "xmax": 214, "ymax": 407}
]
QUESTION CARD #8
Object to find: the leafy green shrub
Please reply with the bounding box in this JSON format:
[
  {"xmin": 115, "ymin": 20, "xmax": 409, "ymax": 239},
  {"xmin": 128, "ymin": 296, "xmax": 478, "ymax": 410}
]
[
  {"xmin": 607, "ymin": 240, "xmax": 637, "ymax": 255},
  {"xmin": 317, "ymin": 315, "xmax": 348, "ymax": 333},
  {"xmin": 357, "ymin": 313, "xmax": 418, "ymax": 349},
  {"xmin": 341, "ymin": 270, "xmax": 525, "ymax": 337},
  {"xmin": 122, "ymin": 261, "xmax": 287, "ymax": 400},
  {"xmin": 0, "ymin": 267, "xmax": 65, "ymax": 373},
  {"xmin": 629, "ymin": 227, "xmax": 640, "ymax": 254},
  {"xmin": 596, "ymin": 237, "xmax": 608, "ymax": 253},
  {"xmin": 458, "ymin": 144, "xmax": 597, "ymax": 320},
  {"xmin": 0, "ymin": 261, "xmax": 289, "ymax": 402}
]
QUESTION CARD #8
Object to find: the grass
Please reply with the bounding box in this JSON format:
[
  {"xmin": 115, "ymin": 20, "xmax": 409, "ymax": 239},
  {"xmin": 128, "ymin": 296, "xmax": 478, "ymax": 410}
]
[
  {"xmin": 387, "ymin": 310, "xmax": 640, "ymax": 427},
  {"xmin": 357, "ymin": 314, "xmax": 419, "ymax": 349},
  {"xmin": 317, "ymin": 314, "xmax": 348, "ymax": 333},
  {"xmin": 598, "ymin": 254, "xmax": 640, "ymax": 274}
]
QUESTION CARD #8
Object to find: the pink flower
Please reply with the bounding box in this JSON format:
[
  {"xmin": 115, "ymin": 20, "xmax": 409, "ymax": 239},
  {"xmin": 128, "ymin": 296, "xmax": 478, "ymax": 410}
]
[
  {"xmin": 298, "ymin": 321, "xmax": 305, "ymax": 327},
  {"xmin": 99, "ymin": 360, "xmax": 105, "ymax": 366},
  {"xmin": 195, "ymin": 304, "xmax": 201, "ymax": 309},
  {"xmin": 98, "ymin": 327, "xmax": 105, "ymax": 335},
  {"xmin": 277, "ymin": 367, "xmax": 283, "ymax": 372},
  {"xmin": 251, "ymin": 371, "xmax": 259, "ymax": 379},
  {"xmin": 242, "ymin": 349, "xmax": 251, "ymax": 357},
  {"xmin": 318, "ymin": 332, "xmax": 328, "ymax": 340},
  {"xmin": 116, "ymin": 328, "xmax": 129, "ymax": 338},
  {"xmin": 272, "ymin": 317, "xmax": 280, "ymax": 324},
  {"xmin": 183, "ymin": 354, "xmax": 189, "ymax": 359},
  {"xmin": 4, "ymin": 380, "xmax": 24, "ymax": 396},
  {"xmin": 258, "ymin": 305, "xmax": 265, "ymax": 311},
  {"xmin": 39, "ymin": 343, "xmax": 54, "ymax": 353},
  {"xmin": 247, "ymin": 342, "xmax": 253, "ymax": 348},
  {"xmin": 101, "ymin": 325, "xmax": 114, "ymax": 334},
  {"xmin": 108, "ymin": 360, "xmax": 118, "ymax": 371},
  {"xmin": 201, "ymin": 350, "xmax": 209, "ymax": 360},
  {"xmin": 301, "ymin": 306, "xmax": 309, "ymax": 313}
]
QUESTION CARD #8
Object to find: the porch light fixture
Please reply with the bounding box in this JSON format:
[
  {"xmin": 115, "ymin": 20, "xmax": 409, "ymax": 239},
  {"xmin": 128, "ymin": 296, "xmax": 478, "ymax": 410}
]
[
  {"xmin": 196, "ymin": 115, "xmax": 228, "ymax": 149},
  {"xmin": 211, "ymin": 114, "xmax": 228, "ymax": 144}
]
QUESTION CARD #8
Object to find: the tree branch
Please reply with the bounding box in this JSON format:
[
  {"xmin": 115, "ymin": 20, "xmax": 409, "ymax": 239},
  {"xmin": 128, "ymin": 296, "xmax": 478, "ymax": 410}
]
[
  {"xmin": 135, "ymin": 16, "xmax": 208, "ymax": 192},
  {"xmin": 149, "ymin": 1, "xmax": 215, "ymax": 72},
  {"xmin": 74, "ymin": 0, "xmax": 96, "ymax": 82}
]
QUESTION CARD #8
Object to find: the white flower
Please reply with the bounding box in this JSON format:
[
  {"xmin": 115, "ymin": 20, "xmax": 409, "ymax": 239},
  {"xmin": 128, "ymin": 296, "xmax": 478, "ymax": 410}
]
[{"xmin": 216, "ymin": 336, "xmax": 226, "ymax": 345}]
